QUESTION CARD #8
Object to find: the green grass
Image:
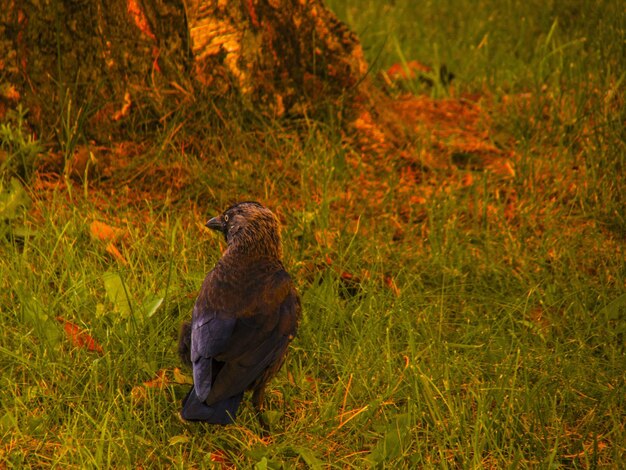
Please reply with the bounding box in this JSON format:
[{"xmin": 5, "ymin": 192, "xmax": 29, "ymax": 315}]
[{"xmin": 2, "ymin": 0, "xmax": 625, "ymax": 467}]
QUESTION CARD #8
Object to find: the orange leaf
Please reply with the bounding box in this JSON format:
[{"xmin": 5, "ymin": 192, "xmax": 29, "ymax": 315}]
[
  {"xmin": 172, "ymin": 367, "xmax": 193, "ymax": 385},
  {"xmin": 210, "ymin": 449, "xmax": 230, "ymax": 464},
  {"xmin": 56, "ymin": 317, "xmax": 104, "ymax": 354},
  {"xmin": 112, "ymin": 91, "xmax": 133, "ymax": 121},
  {"xmin": 143, "ymin": 369, "xmax": 170, "ymax": 389},
  {"xmin": 386, "ymin": 60, "xmax": 432, "ymax": 80},
  {"xmin": 131, "ymin": 369, "xmax": 175, "ymax": 402},
  {"xmin": 384, "ymin": 275, "xmax": 401, "ymax": 297},
  {"xmin": 130, "ymin": 385, "xmax": 147, "ymax": 401},
  {"xmin": 340, "ymin": 271, "xmax": 354, "ymax": 281},
  {"xmin": 127, "ymin": 0, "xmax": 156, "ymax": 40},
  {"xmin": 90, "ymin": 220, "xmax": 126, "ymax": 242},
  {"xmin": 105, "ymin": 242, "xmax": 128, "ymax": 265}
]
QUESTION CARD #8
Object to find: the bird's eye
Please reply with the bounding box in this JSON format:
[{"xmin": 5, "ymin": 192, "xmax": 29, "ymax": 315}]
[{"xmin": 224, "ymin": 214, "xmax": 229, "ymax": 222}]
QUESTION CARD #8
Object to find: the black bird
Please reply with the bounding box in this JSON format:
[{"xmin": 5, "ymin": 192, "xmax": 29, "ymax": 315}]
[{"xmin": 178, "ymin": 202, "xmax": 300, "ymax": 424}]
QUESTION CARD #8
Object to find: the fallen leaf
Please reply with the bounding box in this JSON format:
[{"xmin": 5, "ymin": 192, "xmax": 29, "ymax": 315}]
[
  {"xmin": 112, "ymin": 91, "xmax": 133, "ymax": 121},
  {"xmin": 173, "ymin": 367, "xmax": 193, "ymax": 385},
  {"xmin": 210, "ymin": 449, "xmax": 230, "ymax": 464},
  {"xmin": 462, "ymin": 172, "xmax": 474, "ymax": 187},
  {"xmin": 130, "ymin": 385, "xmax": 147, "ymax": 401},
  {"xmin": 105, "ymin": 242, "xmax": 128, "ymax": 265},
  {"xmin": 383, "ymin": 275, "xmax": 401, "ymax": 297},
  {"xmin": 340, "ymin": 271, "xmax": 355, "ymax": 281},
  {"xmin": 143, "ymin": 369, "xmax": 169, "ymax": 389},
  {"xmin": 131, "ymin": 369, "xmax": 171, "ymax": 401},
  {"xmin": 56, "ymin": 317, "xmax": 103, "ymax": 354},
  {"xmin": 90, "ymin": 220, "xmax": 126, "ymax": 242},
  {"xmin": 1, "ymin": 84, "xmax": 20, "ymax": 101},
  {"xmin": 169, "ymin": 435, "xmax": 190, "ymax": 446},
  {"xmin": 130, "ymin": 368, "xmax": 191, "ymax": 403},
  {"xmin": 386, "ymin": 60, "xmax": 432, "ymax": 81},
  {"xmin": 127, "ymin": 0, "xmax": 156, "ymax": 40}
]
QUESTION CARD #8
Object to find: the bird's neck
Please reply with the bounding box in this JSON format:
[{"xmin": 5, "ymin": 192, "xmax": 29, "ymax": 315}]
[
  {"xmin": 225, "ymin": 241, "xmax": 282, "ymax": 260},
  {"xmin": 216, "ymin": 249, "xmax": 282, "ymax": 277}
]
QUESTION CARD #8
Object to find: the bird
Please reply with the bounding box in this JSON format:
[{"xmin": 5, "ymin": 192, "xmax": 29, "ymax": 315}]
[{"xmin": 178, "ymin": 201, "xmax": 300, "ymax": 425}]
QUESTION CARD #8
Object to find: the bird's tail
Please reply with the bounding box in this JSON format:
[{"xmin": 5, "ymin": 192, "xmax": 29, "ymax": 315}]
[{"xmin": 180, "ymin": 387, "xmax": 243, "ymax": 424}]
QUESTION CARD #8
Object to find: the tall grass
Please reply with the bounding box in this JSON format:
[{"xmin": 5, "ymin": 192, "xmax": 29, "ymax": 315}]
[{"xmin": 1, "ymin": 0, "xmax": 624, "ymax": 467}]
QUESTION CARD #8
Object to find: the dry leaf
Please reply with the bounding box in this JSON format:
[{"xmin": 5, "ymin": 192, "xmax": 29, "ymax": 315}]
[
  {"xmin": 386, "ymin": 60, "xmax": 432, "ymax": 81},
  {"xmin": 143, "ymin": 369, "xmax": 169, "ymax": 389},
  {"xmin": 56, "ymin": 317, "xmax": 104, "ymax": 354},
  {"xmin": 210, "ymin": 449, "xmax": 230, "ymax": 465},
  {"xmin": 383, "ymin": 274, "xmax": 401, "ymax": 297},
  {"xmin": 173, "ymin": 367, "xmax": 193, "ymax": 385},
  {"xmin": 90, "ymin": 220, "xmax": 128, "ymax": 264},
  {"xmin": 113, "ymin": 91, "xmax": 133, "ymax": 121},
  {"xmin": 127, "ymin": 0, "xmax": 156, "ymax": 40},
  {"xmin": 130, "ymin": 385, "xmax": 148, "ymax": 401},
  {"xmin": 105, "ymin": 242, "xmax": 128, "ymax": 265},
  {"xmin": 130, "ymin": 368, "xmax": 190, "ymax": 403},
  {"xmin": 90, "ymin": 220, "xmax": 126, "ymax": 242}
]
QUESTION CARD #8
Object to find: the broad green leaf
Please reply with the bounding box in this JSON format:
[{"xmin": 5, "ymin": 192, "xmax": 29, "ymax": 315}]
[
  {"xmin": 0, "ymin": 177, "xmax": 30, "ymax": 221},
  {"xmin": 0, "ymin": 411, "xmax": 17, "ymax": 433},
  {"xmin": 600, "ymin": 293, "xmax": 626, "ymax": 321},
  {"xmin": 290, "ymin": 447, "xmax": 324, "ymax": 469},
  {"xmin": 21, "ymin": 296, "xmax": 62, "ymax": 347},
  {"xmin": 168, "ymin": 435, "xmax": 190, "ymax": 446},
  {"xmin": 103, "ymin": 271, "xmax": 132, "ymax": 317},
  {"xmin": 254, "ymin": 457, "xmax": 268, "ymax": 470},
  {"xmin": 142, "ymin": 295, "xmax": 164, "ymax": 319},
  {"xmin": 367, "ymin": 413, "xmax": 411, "ymax": 465}
]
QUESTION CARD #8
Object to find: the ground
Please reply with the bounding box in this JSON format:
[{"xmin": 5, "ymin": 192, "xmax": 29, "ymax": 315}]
[{"xmin": 1, "ymin": 0, "xmax": 624, "ymax": 467}]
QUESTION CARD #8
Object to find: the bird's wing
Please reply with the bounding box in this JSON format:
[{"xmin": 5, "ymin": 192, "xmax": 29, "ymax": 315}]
[
  {"xmin": 190, "ymin": 300, "xmax": 237, "ymax": 402},
  {"xmin": 205, "ymin": 278, "xmax": 300, "ymax": 405}
]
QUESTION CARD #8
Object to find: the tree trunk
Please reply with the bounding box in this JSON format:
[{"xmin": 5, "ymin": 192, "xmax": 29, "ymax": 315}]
[
  {"xmin": 1, "ymin": 0, "xmax": 189, "ymax": 142},
  {"xmin": 0, "ymin": 0, "xmax": 375, "ymax": 145}
]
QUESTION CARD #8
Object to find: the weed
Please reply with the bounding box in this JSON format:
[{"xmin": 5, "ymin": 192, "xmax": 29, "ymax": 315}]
[
  {"xmin": 0, "ymin": 105, "xmax": 43, "ymax": 182},
  {"xmin": 1, "ymin": 0, "xmax": 625, "ymax": 467}
]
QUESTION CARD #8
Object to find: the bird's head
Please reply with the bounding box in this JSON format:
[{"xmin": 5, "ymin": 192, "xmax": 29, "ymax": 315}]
[{"xmin": 205, "ymin": 201, "xmax": 282, "ymax": 258}]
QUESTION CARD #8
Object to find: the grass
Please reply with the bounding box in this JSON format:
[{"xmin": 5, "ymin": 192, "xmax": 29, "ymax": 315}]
[{"xmin": 1, "ymin": 0, "xmax": 625, "ymax": 467}]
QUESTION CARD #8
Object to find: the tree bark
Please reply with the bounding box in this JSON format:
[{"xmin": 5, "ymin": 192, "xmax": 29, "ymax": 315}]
[
  {"xmin": 1, "ymin": 0, "xmax": 194, "ymax": 143},
  {"xmin": 1, "ymin": 0, "xmax": 374, "ymax": 144},
  {"xmin": 187, "ymin": 0, "xmax": 368, "ymax": 116}
]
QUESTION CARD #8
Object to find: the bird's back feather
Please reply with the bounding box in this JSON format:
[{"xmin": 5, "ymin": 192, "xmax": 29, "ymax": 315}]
[{"xmin": 179, "ymin": 202, "xmax": 300, "ymax": 424}]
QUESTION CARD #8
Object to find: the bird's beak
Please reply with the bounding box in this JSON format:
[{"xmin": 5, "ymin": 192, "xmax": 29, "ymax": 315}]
[{"xmin": 205, "ymin": 216, "xmax": 224, "ymax": 232}]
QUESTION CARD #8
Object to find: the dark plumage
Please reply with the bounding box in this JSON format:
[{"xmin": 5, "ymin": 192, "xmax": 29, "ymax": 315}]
[{"xmin": 178, "ymin": 202, "xmax": 300, "ymax": 425}]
